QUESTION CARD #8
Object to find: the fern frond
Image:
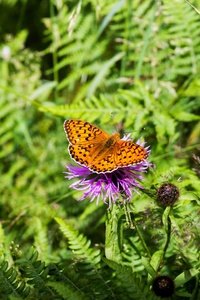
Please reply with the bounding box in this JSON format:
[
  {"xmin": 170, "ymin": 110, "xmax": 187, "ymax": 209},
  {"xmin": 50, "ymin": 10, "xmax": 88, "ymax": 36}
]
[
  {"xmin": 0, "ymin": 255, "xmax": 30, "ymax": 299},
  {"xmin": 104, "ymin": 258, "xmax": 156, "ymax": 300},
  {"xmin": 55, "ymin": 218, "xmax": 102, "ymax": 268},
  {"xmin": 15, "ymin": 247, "xmax": 55, "ymax": 297},
  {"xmin": 34, "ymin": 218, "xmax": 49, "ymax": 263},
  {"xmin": 40, "ymin": 92, "xmax": 140, "ymax": 126},
  {"xmin": 54, "ymin": 220, "xmax": 116, "ymax": 299},
  {"xmin": 121, "ymin": 235, "xmax": 145, "ymax": 272},
  {"xmin": 44, "ymin": 10, "xmax": 109, "ymax": 99},
  {"xmin": 48, "ymin": 281, "xmax": 91, "ymax": 300}
]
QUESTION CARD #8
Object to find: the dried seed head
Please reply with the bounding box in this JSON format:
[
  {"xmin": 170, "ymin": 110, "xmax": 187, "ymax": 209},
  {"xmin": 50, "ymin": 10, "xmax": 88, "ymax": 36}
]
[
  {"xmin": 157, "ymin": 183, "xmax": 180, "ymax": 206},
  {"xmin": 152, "ymin": 275, "xmax": 175, "ymax": 298}
]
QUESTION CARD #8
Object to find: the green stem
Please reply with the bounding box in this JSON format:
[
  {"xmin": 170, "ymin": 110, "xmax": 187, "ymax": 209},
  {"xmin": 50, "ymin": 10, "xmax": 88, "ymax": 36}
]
[
  {"xmin": 0, "ymin": 84, "xmax": 40, "ymax": 107},
  {"xmin": 158, "ymin": 207, "xmax": 172, "ymax": 271},
  {"xmin": 133, "ymin": 219, "xmax": 151, "ymax": 260},
  {"xmin": 125, "ymin": 206, "xmax": 151, "ymax": 259},
  {"xmin": 105, "ymin": 204, "xmax": 122, "ymax": 261}
]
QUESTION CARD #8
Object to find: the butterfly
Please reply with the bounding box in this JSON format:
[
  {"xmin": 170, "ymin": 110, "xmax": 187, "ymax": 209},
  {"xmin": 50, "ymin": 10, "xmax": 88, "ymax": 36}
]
[{"xmin": 64, "ymin": 119, "xmax": 147, "ymax": 174}]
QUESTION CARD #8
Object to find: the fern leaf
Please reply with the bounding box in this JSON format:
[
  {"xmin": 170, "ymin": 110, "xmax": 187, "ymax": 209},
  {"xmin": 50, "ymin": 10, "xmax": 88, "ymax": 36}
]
[
  {"xmin": 55, "ymin": 218, "xmax": 101, "ymax": 267},
  {"xmin": 15, "ymin": 247, "xmax": 55, "ymax": 297},
  {"xmin": 0, "ymin": 256, "xmax": 30, "ymax": 298},
  {"xmin": 104, "ymin": 258, "xmax": 156, "ymax": 300},
  {"xmin": 48, "ymin": 281, "xmax": 91, "ymax": 300},
  {"xmin": 34, "ymin": 218, "xmax": 49, "ymax": 263},
  {"xmin": 87, "ymin": 52, "xmax": 124, "ymax": 97}
]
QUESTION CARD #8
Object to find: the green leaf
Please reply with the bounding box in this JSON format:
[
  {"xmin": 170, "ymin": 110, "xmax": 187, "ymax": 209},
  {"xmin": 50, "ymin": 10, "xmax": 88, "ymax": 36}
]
[
  {"xmin": 174, "ymin": 112, "xmax": 200, "ymax": 122},
  {"xmin": 55, "ymin": 217, "xmax": 101, "ymax": 266},
  {"xmin": 47, "ymin": 281, "xmax": 91, "ymax": 300},
  {"xmin": 175, "ymin": 291, "xmax": 193, "ymax": 297},
  {"xmin": 87, "ymin": 52, "xmax": 124, "ymax": 98},
  {"xmin": 162, "ymin": 206, "xmax": 171, "ymax": 232},
  {"xmin": 179, "ymin": 192, "xmax": 200, "ymax": 204},
  {"xmin": 98, "ymin": 0, "xmax": 126, "ymax": 36},
  {"xmin": 174, "ymin": 268, "xmax": 199, "ymax": 287},
  {"xmin": 104, "ymin": 258, "xmax": 153, "ymax": 299},
  {"xmin": 141, "ymin": 256, "xmax": 157, "ymax": 278},
  {"xmin": 150, "ymin": 250, "xmax": 164, "ymax": 273},
  {"xmin": 30, "ymin": 81, "xmax": 57, "ymax": 100}
]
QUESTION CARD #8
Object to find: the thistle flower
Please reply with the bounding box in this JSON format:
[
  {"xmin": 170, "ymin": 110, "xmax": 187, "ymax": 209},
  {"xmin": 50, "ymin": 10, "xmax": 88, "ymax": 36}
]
[{"xmin": 64, "ymin": 134, "xmax": 151, "ymax": 209}]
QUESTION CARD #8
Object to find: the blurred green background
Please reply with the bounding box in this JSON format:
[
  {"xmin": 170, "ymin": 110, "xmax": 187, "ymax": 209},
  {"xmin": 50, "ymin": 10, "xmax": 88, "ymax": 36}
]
[{"xmin": 0, "ymin": 0, "xmax": 200, "ymax": 298}]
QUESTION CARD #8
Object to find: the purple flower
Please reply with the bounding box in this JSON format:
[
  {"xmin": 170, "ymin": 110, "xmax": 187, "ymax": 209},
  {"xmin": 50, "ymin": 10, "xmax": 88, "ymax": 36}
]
[{"xmin": 64, "ymin": 134, "xmax": 151, "ymax": 209}]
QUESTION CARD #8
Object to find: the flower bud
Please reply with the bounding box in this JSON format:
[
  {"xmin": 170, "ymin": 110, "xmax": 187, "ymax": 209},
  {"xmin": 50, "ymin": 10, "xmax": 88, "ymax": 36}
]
[
  {"xmin": 152, "ymin": 275, "xmax": 175, "ymax": 298},
  {"xmin": 157, "ymin": 183, "xmax": 180, "ymax": 206}
]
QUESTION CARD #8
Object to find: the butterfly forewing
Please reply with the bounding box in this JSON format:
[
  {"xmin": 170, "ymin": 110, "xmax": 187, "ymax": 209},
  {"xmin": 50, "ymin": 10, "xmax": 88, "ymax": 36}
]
[
  {"xmin": 114, "ymin": 140, "xmax": 147, "ymax": 167},
  {"xmin": 64, "ymin": 119, "xmax": 109, "ymax": 145}
]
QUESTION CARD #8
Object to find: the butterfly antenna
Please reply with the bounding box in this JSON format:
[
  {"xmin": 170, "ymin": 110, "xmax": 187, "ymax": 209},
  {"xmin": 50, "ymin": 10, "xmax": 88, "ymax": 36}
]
[{"xmin": 124, "ymin": 127, "xmax": 146, "ymax": 134}]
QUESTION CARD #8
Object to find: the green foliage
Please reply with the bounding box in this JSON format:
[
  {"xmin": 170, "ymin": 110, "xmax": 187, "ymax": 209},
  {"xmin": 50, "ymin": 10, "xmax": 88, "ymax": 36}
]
[
  {"xmin": 47, "ymin": 281, "xmax": 91, "ymax": 300},
  {"xmin": 0, "ymin": 0, "xmax": 200, "ymax": 299},
  {"xmin": 55, "ymin": 218, "xmax": 102, "ymax": 267},
  {"xmin": 104, "ymin": 258, "xmax": 157, "ymax": 300},
  {"xmin": 0, "ymin": 255, "xmax": 30, "ymax": 299},
  {"xmin": 15, "ymin": 247, "xmax": 55, "ymax": 298}
]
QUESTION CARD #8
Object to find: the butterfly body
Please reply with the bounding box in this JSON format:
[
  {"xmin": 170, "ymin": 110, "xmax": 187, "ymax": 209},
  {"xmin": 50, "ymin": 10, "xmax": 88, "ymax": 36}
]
[{"xmin": 64, "ymin": 119, "xmax": 147, "ymax": 173}]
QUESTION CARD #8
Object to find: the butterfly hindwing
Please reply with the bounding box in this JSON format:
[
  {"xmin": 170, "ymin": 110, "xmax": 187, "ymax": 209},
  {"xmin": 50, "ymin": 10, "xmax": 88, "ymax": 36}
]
[
  {"xmin": 114, "ymin": 140, "xmax": 147, "ymax": 167},
  {"xmin": 90, "ymin": 152, "xmax": 116, "ymax": 173},
  {"xmin": 69, "ymin": 144, "xmax": 94, "ymax": 167}
]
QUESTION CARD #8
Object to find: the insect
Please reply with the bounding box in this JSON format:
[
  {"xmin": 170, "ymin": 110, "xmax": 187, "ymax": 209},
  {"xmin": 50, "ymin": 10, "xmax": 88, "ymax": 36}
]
[{"xmin": 64, "ymin": 119, "xmax": 147, "ymax": 173}]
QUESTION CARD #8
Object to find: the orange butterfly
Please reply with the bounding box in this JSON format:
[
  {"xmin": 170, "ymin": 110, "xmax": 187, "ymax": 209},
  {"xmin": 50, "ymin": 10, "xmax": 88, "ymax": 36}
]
[{"xmin": 64, "ymin": 119, "xmax": 147, "ymax": 173}]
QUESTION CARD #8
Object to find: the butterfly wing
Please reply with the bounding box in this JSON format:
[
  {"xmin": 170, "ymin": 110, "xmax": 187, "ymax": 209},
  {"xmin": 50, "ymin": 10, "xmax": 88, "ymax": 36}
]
[
  {"xmin": 64, "ymin": 119, "xmax": 147, "ymax": 173},
  {"xmin": 64, "ymin": 119, "xmax": 112, "ymax": 171},
  {"xmin": 89, "ymin": 152, "xmax": 116, "ymax": 173},
  {"xmin": 114, "ymin": 140, "xmax": 147, "ymax": 167},
  {"xmin": 68, "ymin": 144, "xmax": 96, "ymax": 167},
  {"xmin": 64, "ymin": 119, "xmax": 109, "ymax": 145},
  {"xmin": 69, "ymin": 144, "xmax": 116, "ymax": 173}
]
